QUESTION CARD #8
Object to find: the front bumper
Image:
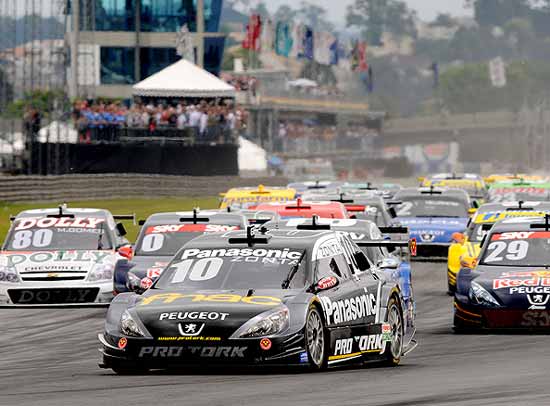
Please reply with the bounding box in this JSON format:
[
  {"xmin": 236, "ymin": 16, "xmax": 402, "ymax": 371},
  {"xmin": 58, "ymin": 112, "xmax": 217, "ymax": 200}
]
[
  {"xmin": 454, "ymin": 296, "xmax": 550, "ymax": 330},
  {"xmin": 99, "ymin": 331, "xmax": 308, "ymax": 369},
  {"xmin": 0, "ymin": 280, "xmax": 114, "ymax": 306}
]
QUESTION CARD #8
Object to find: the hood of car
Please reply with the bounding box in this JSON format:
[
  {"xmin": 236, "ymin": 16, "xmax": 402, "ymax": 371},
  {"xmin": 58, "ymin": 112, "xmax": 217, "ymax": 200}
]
[
  {"xmin": 398, "ymin": 217, "xmax": 468, "ymax": 243},
  {"xmin": 1, "ymin": 250, "xmax": 115, "ymax": 279},
  {"xmin": 133, "ymin": 289, "xmax": 294, "ymax": 339},
  {"xmin": 474, "ymin": 266, "xmax": 550, "ymax": 308}
]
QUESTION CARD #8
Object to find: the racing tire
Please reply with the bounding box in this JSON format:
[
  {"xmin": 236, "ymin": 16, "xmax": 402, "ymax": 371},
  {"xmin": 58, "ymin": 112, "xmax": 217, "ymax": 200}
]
[
  {"xmin": 382, "ymin": 296, "xmax": 404, "ymax": 367},
  {"xmin": 305, "ymin": 305, "xmax": 328, "ymax": 370}
]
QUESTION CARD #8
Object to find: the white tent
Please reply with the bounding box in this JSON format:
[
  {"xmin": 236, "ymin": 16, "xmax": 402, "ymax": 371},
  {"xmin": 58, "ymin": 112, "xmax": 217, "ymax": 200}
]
[
  {"xmin": 238, "ymin": 136, "xmax": 267, "ymax": 172},
  {"xmin": 38, "ymin": 121, "xmax": 79, "ymax": 144},
  {"xmin": 133, "ymin": 59, "xmax": 236, "ymax": 98}
]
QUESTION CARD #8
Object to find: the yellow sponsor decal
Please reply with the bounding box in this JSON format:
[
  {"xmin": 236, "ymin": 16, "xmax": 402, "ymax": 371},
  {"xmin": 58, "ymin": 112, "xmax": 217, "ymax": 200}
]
[
  {"xmin": 474, "ymin": 211, "xmax": 547, "ymax": 224},
  {"xmin": 140, "ymin": 293, "xmax": 282, "ymax": 306}
]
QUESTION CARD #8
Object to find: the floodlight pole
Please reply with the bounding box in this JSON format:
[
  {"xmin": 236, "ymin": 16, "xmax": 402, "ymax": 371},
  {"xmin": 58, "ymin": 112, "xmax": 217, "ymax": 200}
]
[
  {"xmin": 196, "ymin": 0, "xmax": 205, "ymax": 68},
  {"xmin": 69, "ymin": 0, "xmax": 80, "ymax": 99}
]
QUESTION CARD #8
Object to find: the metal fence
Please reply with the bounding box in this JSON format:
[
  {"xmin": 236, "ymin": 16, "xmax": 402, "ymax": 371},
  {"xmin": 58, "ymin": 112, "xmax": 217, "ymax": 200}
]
[{"xmin": 0, "ymin": 174, "xmax": 289, "ymax": 203}]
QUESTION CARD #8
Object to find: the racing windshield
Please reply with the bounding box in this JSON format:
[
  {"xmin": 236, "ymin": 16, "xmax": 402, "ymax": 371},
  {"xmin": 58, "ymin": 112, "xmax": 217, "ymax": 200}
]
[
  {"xmin": 154, "ymin": 247, "xmax": 307, "ymax": 290},
  {"xmin": 135, "ymin": 224, "xmax": 240, "ymax": 256},
  {"xmin": 466, "ymin": 223, "xmax": 487, "ymax": 243},
  {"xmin": 396, "ymin": 198, "xmax": 468, "ymax": 217},
  {"xmin": 4, "ymin": 217, "xmax": 113, "ymax": 251},
  {"xmin": 480, "ymin": 231, "xmax": 550, "ymax": 267},
  {"xmin": 489, "ymin": 188, "xmax": 550, "ymax": 203}
]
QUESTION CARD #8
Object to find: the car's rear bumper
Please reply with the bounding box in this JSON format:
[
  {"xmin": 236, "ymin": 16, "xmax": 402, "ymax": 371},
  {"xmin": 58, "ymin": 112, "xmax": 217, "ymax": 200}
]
[{"xmin": 0, "ymin": 281, "xmax": 113, "ymax": 305}]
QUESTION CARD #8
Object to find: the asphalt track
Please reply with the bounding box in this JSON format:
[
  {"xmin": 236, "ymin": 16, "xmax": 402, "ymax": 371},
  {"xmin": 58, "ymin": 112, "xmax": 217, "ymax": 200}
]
[{"xmin": 1, "ymin": 262, "xmax": 549, "ymax": 406}]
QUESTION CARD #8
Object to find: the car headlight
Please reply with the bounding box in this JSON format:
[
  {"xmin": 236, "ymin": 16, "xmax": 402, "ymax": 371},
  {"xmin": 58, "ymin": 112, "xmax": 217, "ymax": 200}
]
[
  {"xmin": 121, "ymin": 310, "xmax": 147, "ymax": 337},
  {"xmin": 87, "ymin": 263, "xmax": 114, "ymax": 282},
  {"xmin": 469, "ymin": 281, "xmax": 500, "ymax": 307},
  {"xmin": 0, "ymin": 266, "xmax": 20, "ymax": 283},
  {"xmin": 232, "ymin": 306, "xmax": 289, "ymax": 338}
]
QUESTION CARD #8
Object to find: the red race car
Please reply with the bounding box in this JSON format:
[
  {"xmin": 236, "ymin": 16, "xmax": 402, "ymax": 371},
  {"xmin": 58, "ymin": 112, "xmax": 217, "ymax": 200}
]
[{"xmin": 253, "ymin": 199, "xmax": 348, "ymax": 219}]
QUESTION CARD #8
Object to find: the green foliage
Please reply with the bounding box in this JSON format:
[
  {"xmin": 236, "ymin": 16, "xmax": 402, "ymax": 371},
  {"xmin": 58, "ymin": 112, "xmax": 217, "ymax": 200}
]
[
  {"xmin": 438, "ymin": 60, "xmax": 550, "ymax": 114},
  {"xmin": 346, "ymin": 0, "xmax": 417, "ymax": 45},
  {"xmin": 3, "ymin": 90, "xmax": 68, "ymax": 119},
  {"xmin": 222, "ymin": 47, "xmax": 262, "ymax": 71}
]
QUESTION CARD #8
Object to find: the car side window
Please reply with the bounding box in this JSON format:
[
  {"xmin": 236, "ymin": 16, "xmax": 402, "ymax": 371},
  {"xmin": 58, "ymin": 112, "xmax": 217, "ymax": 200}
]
[{"xmin": 316, "ymin": 253, "xmax": 352, "ymax": 281}]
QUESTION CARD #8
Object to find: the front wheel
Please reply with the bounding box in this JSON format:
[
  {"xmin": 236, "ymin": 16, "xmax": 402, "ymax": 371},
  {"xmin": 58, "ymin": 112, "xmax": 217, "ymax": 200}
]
[
  {"xmin": 382, "ymin": 297, "xmax": 404, "ymax": 366},
  {"xmin": 305, "ymin": 305, "xmax": 327, "ymax": 370}
]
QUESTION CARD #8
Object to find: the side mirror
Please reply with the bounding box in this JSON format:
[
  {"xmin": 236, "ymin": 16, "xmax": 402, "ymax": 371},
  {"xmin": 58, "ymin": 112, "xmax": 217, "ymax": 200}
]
[
  {"xmin": 138, "ymin": 219, "xmax": 146, "ymax": 226},
  {"xmin": 116, "ymin": 222, "xmax": 127, "ymax": 236},
  {"xmin": 118, "ymin": 245, "xmax": 134, "ymax": 260},
  {"xmin": 354, "ymin": 251, "xmax": 371, "ymax": 271},
  {"xmin": 472, "ymin": 200, "xmax": 480, "ymax": 209},
  {"xmin": 378, "ymin": 257, "xmax": 399, "ymax": 270},
  {"xmin": 452, "ymin": 232, "xmax": 465, "ymax": 244},
  {"xmin": 388, "ymin": 207, "xmax": 397, "ymax": 218},
  {"xmin": 417, "ymin": 176, "xmax": 425, "ymax": 184},
  {"xmin": 315, "ymin": 276, "xmax": 339, "ymax": 292}
]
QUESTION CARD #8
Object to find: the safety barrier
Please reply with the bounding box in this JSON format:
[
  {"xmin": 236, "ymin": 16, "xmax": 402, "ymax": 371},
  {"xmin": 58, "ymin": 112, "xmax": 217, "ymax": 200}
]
[{"xmin": 0, "ymin": 174, "xmax": 289, "ymax": 203}]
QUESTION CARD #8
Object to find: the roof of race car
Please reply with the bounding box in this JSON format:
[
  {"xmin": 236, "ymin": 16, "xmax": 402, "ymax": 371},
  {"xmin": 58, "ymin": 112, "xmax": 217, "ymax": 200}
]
[
  {"xmin": 300, "ymin": 192, "xmax": 385, "ymax": 206},
  {"xmin": 473, "ymin": 202, "xmax": 550, "ymax": 224},
  {"xmin": 263, "ymin": 218, "xmax": 380, "ymax": 239},
  {"xmin": 287, "ymin": 180, "xmax": 343, "ymax": 191},
  {"xmin": 490, "ymin": 216, "xmax": 550, "ymax": 232},
  {"xmin": 15, "ymin": 207, "xmax": 112, "ymax": 219},
  {"xmin": 394, "ymin": 187, "xmax": 470, "ymax": 202},
  {"xmin": 143, "ymin": 211, "xmax": 247, "ymax": 226},
  {"xmin": 222, "ymin": 185, "xmax": 296, "ymax": 197},
  {"xmin": 427, "ymin": 173, "xmax": 482, "ymax": 180},
  {"xmin": 181, "ymin": 228, "xmax": 344, "ymax": 257}
]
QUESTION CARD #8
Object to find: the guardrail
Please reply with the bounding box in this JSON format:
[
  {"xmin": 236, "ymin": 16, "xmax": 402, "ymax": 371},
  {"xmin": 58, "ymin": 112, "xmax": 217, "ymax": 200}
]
[{"xmin": 0, "ymin": 174, "xmax": 289, "ymax": 203}]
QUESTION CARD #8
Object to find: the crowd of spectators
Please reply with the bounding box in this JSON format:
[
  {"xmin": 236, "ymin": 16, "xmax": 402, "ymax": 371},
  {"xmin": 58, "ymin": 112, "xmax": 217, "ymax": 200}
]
[
  {"xmin": 72, "ymin": 100, "xmax": 248, "ymax": 143},
  {"xmin": 221, "ymin": 74, "xmax": 258, "ymax": 95}
]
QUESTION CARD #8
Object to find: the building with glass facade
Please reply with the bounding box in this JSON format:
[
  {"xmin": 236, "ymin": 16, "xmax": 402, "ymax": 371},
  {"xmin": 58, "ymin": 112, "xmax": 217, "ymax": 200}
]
[{"xmin": 68, "ymin": 0, "xmax": 226, "ymax": 98}]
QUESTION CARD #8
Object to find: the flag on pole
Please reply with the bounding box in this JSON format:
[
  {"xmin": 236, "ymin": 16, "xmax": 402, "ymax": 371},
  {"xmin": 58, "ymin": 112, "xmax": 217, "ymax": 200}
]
[
  {"xmin": 275, "ymin": 21, "xmax": 292, "ymax": 57},
  {"xmin": 329, "ymin": 37, "xmax": 339, "ymax": 66},
  {"xmin": 489, "ymin": 57, "xmax": 507, "ymax": 88},
  {"xmin": 352, "ymin": 41, "xmax": 368, "ymax": 72},
  {"xmin": 314, "ymin": 32, "xmax": 334, "ymax": 65},
  {"xmin": 301, "ymin": 26, "xmax": 314, "ymax": 60},
  {"xmin": 243, "ymin": 14, "xmax": 262, "ymax": 51},
  {"xmin": 261, "ymin": 19, "xmax": 274, "ymax": 53},
  {"xmin": 430, "ymin": 62, "xmax": 439, "ymax": 88},
  {"xmin": 290, "ymin": 23, "xmax": 305, "ymax": 58}
]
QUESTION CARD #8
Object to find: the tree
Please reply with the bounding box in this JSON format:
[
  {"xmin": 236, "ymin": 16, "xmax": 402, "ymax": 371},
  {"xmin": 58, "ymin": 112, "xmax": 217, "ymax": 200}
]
[
  {"xmin": 297, "ymin": 1, "xmax": 334, "ymax": 31},
  {"xmin": 346, "ymin": 0, "xmax": 417, "ymax": 46},
  {"xmin": 273, "ymin": 5, "xmax": 297, "ymax": 23},
  {"xmin": 472, "ymin": 0, "xmax": 531, "ymax": 27},
  {"xmin": 251, "ymin": 1, "xmax": 270, "ymax": 19},
  {"xmin": 429, "ymin": 13, "xmax": 456, "ymax": 28}
]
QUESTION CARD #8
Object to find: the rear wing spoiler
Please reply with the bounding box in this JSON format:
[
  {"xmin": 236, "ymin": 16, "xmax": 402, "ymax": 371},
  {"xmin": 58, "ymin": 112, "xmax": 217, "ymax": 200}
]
[
  {"xmin": 378, "ymin": 226, "xmax": 409, "ymax": 235},
  {"xmin": 357, "ymin": 238, "xmax": 417, "ymax": 256},
  {"xmin": 113, "ymin": 214, "xmax": 136, "ymax": 225}
]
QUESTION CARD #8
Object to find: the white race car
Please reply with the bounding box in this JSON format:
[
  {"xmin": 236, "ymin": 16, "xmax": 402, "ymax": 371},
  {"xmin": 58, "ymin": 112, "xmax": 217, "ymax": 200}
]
[{"xmin": 0, "ymin": 205, "xmax": 133, "ymax": 306}]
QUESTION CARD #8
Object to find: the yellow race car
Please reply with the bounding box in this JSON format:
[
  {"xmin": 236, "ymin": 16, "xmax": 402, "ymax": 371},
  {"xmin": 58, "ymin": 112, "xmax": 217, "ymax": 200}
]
[
  {"xmin": 421, "ymin": 173, "xmax": 488, "ymax": 205},
  {"xmin": 446, "ymin": 201, "xmax": 550, "ymax": 293},
  {"xmin": 484, "ymin": 173, "xmax": 548, "ymax": 184},
  {"xmin": 219, "ymin": 184, "xmax": 296, "ymax": 209}
]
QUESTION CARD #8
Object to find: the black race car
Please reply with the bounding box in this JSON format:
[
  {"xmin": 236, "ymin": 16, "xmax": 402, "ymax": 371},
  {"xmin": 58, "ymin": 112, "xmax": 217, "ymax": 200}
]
[
  {"xmin": 99, "ymin": 227, "xmax": 416, "ymax": 373},
  {"xmin": 114, "ymin": 210, "xmax": 247, "ymax": 294},
  {"xmin": 454, "ymin": 215, "xmax": 550, "ymax": 330},
  {"xmin": 263, "ymin": 217, "xmax": 416, "ymax": 332}
]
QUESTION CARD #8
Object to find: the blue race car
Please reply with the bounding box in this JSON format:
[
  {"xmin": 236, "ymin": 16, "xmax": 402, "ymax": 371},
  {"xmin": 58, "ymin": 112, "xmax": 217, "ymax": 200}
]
[{"xmin": 392, "ymin": 187, "xmax": 471, "ymax": 258}]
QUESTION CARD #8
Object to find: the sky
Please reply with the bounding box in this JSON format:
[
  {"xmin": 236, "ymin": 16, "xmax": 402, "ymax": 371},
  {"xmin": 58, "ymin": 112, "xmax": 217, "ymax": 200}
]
[{"xmin": 265, "ymin": 0, "xmax": 473, "ymax": 24}]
